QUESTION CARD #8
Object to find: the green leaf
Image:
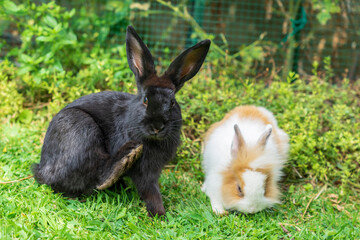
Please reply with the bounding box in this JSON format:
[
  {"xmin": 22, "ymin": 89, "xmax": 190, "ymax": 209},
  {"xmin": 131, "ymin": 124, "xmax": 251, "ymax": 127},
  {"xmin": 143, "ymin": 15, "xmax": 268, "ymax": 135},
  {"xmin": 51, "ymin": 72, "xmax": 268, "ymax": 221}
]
[
  {"xmin": 44, "ymin": 51, "xmax": 55, "ymax": 62},
  {"xmin": 19, "ymin": 54, "xmax": 33, "ymax": 63},
  {"xmin": 68, "ymin": 8, "xmax": 76, "ymax": 18},
  {"xmin": 316, "ymin": 10, "xmax": 332, "ymax": 25},
  {"xmin": 36, "ymin": 36, "xmax": 53, "ymax": 42},
  {"xmin": 17, "ymin": 66, "xmax": 32, "ymax": 75},
  {"xmin": 288, "ymin": 185, "xmax": 295, "ymax": 193},
  {"xmin": 43, "ymin": 15, "xmax": 58, "ymax": 28},
  {"xmin": 116, "ymin": 208, "xmax": 127, "ymax": 220},
  {"xmin": 52, "ymin": 60, "xmax": 64, "ymax": 72},
  {"xmin": 3, "ymin": 0, "xmax": 19, "ymax": 13},
  {"xmin": 18, "ymin": 109, "xmax": 33, "ymax": 124},
  {"xmin": 304, "ymin": 183, "xmax": 314, "ymax": 191},
  {"xmin": 53, "ymin": 23, "xmax": 62, "ymax": 32}
]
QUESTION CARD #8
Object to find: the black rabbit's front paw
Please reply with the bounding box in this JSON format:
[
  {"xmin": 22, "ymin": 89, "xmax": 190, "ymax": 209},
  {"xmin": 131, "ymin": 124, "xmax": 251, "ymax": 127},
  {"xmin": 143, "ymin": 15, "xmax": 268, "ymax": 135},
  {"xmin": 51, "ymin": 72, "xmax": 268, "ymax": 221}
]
[{"xmin": 147, "ymin": 202, "xmax": 166, "ymax": 217}]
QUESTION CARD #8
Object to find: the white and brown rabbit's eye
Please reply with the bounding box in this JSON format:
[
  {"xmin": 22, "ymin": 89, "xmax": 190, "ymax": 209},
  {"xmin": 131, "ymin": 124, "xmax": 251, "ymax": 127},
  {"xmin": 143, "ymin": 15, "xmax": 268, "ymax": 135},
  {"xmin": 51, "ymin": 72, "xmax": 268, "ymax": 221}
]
[
  {"xmin": 143, "ymin": 96, "xmax": 148, "ymax": 107},
  {"xmin": 237, "ymin": 185, "xmax": 244, "ymax": 197}
]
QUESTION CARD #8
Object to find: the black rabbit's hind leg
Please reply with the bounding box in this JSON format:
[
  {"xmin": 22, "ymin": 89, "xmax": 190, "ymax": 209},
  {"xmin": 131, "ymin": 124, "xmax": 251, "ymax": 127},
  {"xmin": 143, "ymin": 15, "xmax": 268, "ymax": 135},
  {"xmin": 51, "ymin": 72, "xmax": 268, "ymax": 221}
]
[
  {"xmin": 34, "ymin": 108, "xmax": 109, "ymax": 197},
  {"xmin": 97, "ymin": 142, "xmax": 143, "ymax": 190}
]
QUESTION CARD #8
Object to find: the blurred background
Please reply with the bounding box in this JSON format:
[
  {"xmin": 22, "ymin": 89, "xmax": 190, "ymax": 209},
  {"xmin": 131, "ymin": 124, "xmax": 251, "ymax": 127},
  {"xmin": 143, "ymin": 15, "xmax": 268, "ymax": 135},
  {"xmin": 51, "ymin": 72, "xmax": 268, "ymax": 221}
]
[{"xmin": 1, "ymin": 0, "xmax": 359, "ymax": 81}]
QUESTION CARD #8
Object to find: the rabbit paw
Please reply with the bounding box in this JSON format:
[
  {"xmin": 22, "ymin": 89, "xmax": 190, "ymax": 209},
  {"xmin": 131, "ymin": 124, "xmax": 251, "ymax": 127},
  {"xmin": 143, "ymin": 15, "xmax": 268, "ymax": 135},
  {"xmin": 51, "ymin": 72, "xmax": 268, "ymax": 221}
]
[{"xmin": 211, "ymin": 204, "xmax": 226, "ymax": 215}]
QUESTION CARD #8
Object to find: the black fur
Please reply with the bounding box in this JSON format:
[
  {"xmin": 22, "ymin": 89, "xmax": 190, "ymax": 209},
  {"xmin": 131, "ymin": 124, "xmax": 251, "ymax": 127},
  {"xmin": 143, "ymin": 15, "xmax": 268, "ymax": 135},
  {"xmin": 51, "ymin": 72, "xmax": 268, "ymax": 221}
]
[{"xmin": 32, "ymin": 26, "xmax": 211, "ymax": 216}]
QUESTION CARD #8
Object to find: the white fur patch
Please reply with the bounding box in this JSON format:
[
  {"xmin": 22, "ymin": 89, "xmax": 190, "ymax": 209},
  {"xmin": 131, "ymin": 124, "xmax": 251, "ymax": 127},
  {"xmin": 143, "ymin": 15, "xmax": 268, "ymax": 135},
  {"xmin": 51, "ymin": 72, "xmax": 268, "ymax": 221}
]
[{"xmin": 243, "ymin": 170, "xmax": 266, "ymax": 197}]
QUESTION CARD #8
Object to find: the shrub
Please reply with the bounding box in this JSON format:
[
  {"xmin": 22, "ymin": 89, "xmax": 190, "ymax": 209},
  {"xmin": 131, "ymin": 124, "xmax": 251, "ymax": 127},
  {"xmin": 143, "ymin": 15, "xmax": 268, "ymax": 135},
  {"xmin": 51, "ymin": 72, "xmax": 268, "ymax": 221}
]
[
  {"xmin": 177, "ymin": 69, "xmax": 360, "ymax": 190},
  {"xmin": 0, "ymin": 60, "xmax": 24, "ymax": 121},
  {"xmin": 0, "ymin": 0, "xmax": 132, "ymax": 107}
]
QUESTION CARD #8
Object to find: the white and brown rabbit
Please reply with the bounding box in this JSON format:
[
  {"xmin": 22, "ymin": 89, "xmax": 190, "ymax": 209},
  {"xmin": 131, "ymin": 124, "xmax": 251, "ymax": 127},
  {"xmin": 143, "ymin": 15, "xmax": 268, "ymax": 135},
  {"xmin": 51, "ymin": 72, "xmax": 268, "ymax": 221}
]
[
  {"xmin": 202, "ymin": 105, "xmax": 289, "ymax": 214},
  {"xmin": 32, "ymin": 26, "xmax": 211, "ymax": 217}
]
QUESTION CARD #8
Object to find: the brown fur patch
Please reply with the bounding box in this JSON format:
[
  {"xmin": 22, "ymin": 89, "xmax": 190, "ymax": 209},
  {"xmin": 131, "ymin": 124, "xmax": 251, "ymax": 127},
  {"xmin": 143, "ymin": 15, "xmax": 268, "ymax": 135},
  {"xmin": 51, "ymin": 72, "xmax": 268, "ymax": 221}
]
[
  {"xmin": 233, "ymin": 145, "xmax": 263, "ymax": 170},
  {"xmin": 221, "ymin": 167, "xmax": 246, "ymax": 207},
  {"xmin": 204, "ymin": 105, "xmax": 282, "ymax": 151},
  {"xmin": 143, "ymin": 74, "xmax": 175, "ymax": 90},
  {"xmin": 257, "ymin": 167, "xmax": 280, "ymax": 200},
  {"xmin": 96, "ymin": 145, "xmax": 143, "ymax": 190}
]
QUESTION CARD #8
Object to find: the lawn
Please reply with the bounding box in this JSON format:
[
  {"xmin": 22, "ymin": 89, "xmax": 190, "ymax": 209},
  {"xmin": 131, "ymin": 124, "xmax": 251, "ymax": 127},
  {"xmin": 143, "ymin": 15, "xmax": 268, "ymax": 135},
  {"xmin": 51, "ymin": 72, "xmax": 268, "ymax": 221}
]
[{"xmin": 1, "ymin": 74, "xmax": 359, "ymax": 239}]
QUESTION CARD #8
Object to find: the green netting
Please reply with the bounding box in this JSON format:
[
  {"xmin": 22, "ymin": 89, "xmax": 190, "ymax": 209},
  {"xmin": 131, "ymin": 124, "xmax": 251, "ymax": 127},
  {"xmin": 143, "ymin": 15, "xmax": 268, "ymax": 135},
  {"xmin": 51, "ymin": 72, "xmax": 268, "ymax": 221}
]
[
  {"xmin": 1, "ymin": 0, "xmax": 359, "ymax": 80},
  {"xmin": 130, "ymin": 0, "xmax": 360, "ymax": 80}
]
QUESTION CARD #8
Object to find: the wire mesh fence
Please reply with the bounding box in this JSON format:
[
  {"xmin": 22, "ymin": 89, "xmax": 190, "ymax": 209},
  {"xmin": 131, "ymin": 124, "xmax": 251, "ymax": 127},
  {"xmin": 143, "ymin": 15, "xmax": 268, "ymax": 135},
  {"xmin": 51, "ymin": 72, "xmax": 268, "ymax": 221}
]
[
  {"xmin": 130, "ymin": 0, "xmax": 360, "ymax": 80},
  {"xmin": 1, "ymin": 0, "xmax": 359, "ymax": 80}
]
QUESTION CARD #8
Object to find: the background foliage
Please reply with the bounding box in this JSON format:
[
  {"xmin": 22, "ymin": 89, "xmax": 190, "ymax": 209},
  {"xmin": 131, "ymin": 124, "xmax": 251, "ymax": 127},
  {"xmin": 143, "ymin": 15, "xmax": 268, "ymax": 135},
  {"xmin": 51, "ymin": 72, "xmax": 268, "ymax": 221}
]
[
  {"xmin": 130, "ymin": 0, "xmax": 360, "ymax": 81},
  {"xmin": 0, "ymin": 0, "xmax": 359, "ymax": 238}
]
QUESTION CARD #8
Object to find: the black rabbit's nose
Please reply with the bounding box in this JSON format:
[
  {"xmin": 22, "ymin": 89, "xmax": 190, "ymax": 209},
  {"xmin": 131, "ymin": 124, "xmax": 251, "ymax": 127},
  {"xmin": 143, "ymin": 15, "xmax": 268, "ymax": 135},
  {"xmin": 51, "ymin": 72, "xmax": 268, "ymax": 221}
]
[{"xmin": 151, "ymin": 122, "xmax": 164, "ymax": 134}]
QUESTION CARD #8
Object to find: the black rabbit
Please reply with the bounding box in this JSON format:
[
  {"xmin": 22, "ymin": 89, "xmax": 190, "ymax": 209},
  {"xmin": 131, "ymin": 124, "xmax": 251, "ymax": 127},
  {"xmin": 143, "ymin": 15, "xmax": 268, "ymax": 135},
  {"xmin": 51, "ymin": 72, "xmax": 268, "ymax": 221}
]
[{"xmin": 32, "ymin": 26, "xmax": 211, "ymax": 216}]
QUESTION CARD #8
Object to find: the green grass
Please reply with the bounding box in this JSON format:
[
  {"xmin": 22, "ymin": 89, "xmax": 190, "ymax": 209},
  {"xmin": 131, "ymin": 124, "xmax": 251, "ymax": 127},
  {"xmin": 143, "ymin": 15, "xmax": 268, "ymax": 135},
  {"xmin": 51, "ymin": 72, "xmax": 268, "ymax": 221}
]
[
  {"xmin": 1, "ymin": 72, "xmax": 360, "ymax": 239},
  {"xmin": 1, "ymin": 130, "xmax": 360, "ymax": 240},
  {"xmin": 0, "ymin": 125, "xmax": 359, "ymax": 239}
]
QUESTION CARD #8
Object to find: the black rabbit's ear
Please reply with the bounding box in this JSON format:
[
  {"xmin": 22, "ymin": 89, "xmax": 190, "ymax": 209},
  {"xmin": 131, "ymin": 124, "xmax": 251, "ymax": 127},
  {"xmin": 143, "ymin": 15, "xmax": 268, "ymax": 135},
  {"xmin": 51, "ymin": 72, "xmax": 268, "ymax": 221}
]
[
  {"xmin": 165, "ymin": 39, "xmax": 211, "ymax": 93},
  {"xmin": 126, "ymin": 26, "xmax": 156, "ymax": 84}
]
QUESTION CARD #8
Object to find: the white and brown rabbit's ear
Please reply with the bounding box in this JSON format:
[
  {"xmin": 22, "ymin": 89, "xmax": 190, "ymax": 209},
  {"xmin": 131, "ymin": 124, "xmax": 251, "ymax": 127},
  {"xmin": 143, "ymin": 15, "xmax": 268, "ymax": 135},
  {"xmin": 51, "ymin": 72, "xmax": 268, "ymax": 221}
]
[
  {"xmin": 165, "ymin": 39, "xmax": 211, "ymax": 93},
  {"xmin": 257, "ymin": 124, "xmax": 272, "ymax": 150},
  {"xmin": 231, "ymin": 124, "xmax": 246, "ymax": 159},
  {"xmin": 126, "ymin": 26, "xmax": 155, "ymax": 83}
]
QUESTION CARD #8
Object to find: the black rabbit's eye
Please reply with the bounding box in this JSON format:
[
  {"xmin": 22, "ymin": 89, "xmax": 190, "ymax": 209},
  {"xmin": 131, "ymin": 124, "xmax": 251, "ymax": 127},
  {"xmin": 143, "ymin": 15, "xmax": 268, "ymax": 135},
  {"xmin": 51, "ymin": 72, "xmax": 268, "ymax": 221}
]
[
  {"xmin": 143, "ymin": 96, "xmax": 148, "ymax": 106},
  {"xmin": 171, "ymin": 100, "xmax": 175, "ymax": 108}
]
